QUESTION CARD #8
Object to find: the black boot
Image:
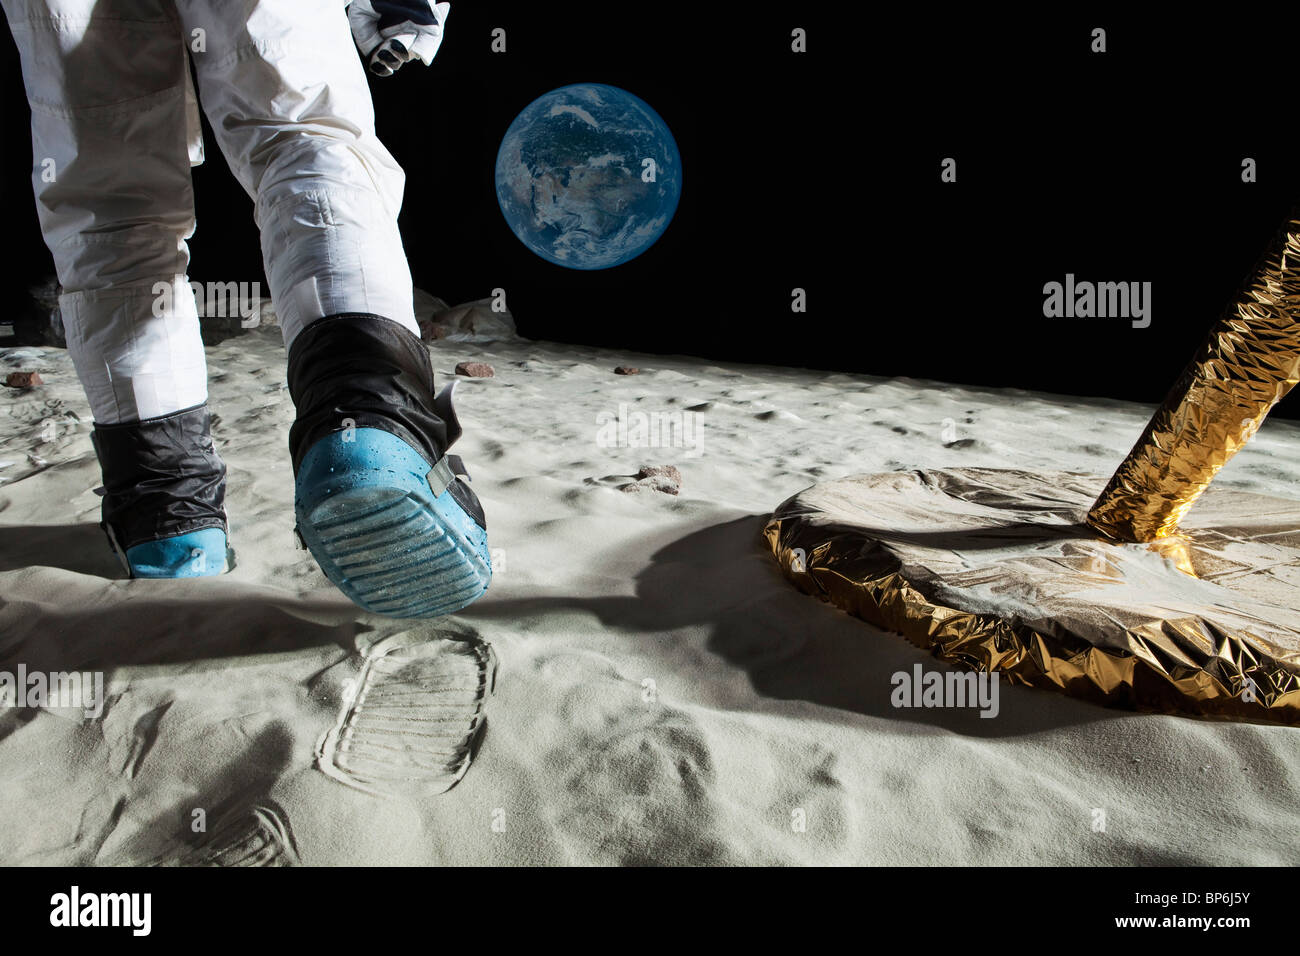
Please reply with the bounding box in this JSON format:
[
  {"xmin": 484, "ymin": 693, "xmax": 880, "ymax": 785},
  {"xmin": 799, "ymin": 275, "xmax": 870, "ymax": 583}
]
[
  {"xmin": 287, "ymin": 314, "xmax": 490, "ymax": 618},
  {"xmin": 91, "ymin": 403, "xmax": 228, "ymax": 577}
]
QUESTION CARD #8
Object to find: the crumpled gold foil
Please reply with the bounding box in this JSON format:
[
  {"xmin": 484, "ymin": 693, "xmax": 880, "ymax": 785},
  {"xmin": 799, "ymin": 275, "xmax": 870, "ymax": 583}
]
[
  {"xmin": 1088, "ymin": 213, "xmax": 1300, "ymax": 542},
  {"xmin": 764, "ymin": 468, "xmax": 1300, "ymax": 724}
]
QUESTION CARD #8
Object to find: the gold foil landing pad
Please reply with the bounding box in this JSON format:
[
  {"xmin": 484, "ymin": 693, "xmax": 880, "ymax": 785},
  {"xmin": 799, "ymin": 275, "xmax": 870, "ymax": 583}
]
[{"xmin": 762, "ymin": 468, "xmax": 1300, "ymax": 725}]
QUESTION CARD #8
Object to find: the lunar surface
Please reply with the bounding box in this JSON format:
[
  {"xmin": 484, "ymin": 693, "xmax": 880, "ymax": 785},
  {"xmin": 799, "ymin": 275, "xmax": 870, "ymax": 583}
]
[{"xmin": 1, "ymin": 326, "xmax": 1298, "ymax": 865}]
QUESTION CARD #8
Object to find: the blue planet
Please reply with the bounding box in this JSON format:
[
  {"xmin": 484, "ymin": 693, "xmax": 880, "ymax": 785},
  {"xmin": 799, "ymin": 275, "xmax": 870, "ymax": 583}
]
[{"xmin": 494, "ymin": 83, "xmax": 682, "ymax": 270}]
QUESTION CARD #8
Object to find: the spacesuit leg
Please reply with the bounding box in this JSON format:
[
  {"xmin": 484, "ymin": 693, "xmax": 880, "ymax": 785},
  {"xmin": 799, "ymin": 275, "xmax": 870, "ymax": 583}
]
[
  {"xmin": 1, "ymin": 0, "xmax": 227, "ymax": 576},
  {"xmin": 174, "ymin": 0, "xmax": 420, "ymax": 350},
  {"xmin": 171, "ymin": 0, "xmax": 489, "ymax": 616}
]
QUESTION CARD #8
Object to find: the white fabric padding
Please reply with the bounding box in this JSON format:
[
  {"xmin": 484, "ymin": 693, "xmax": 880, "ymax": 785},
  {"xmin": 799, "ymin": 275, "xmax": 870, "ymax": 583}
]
[{"xmin": 61, "ymin": 276, "xmax": 209, "ymax": 422}]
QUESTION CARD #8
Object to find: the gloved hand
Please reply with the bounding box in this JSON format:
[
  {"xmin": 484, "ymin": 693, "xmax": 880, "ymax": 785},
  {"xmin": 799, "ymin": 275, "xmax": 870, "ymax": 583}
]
[{"xmin": 347, "ymin": 0, "xmax": 451, "ymax": 77}]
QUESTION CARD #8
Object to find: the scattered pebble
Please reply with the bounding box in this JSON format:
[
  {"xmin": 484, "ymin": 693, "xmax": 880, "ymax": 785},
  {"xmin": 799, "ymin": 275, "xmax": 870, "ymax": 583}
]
[
  {"xmin": 454, "ymin": 361, "xmax": 495, "ymax": 378},
  {"xmin": 4, "ymin": 371, "xmax": 43, "ymax": 388},
  {"xmin": 614, "ymin": 366, "xmax": 639, "ymax": 375}
]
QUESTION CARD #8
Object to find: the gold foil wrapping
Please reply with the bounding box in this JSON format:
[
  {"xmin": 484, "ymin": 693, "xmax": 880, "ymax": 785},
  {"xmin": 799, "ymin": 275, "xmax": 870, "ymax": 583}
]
[
  {"xmin": 1087, "ymin": 214, "xmax": 1300, "ymax": 542},
  {"xmin": 764, "ymin": 468, "xmax": 1300, "ymax": 724}
]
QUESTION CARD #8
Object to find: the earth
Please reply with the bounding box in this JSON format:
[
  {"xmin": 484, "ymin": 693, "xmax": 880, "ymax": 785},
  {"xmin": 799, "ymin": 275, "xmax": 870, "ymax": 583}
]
[{"xmin": 494, "ymin": 83, "xmax": 682, "ymax": 270}]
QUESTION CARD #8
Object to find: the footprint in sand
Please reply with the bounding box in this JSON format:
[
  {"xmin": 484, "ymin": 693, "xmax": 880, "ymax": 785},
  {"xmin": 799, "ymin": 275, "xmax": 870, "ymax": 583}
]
[
  {"xmin": 160, "ymin": 802, "xmax": 297, "ymax": 867},
  {"xmin": 315, "ymin": 632, "xmax": 497, "ymax": 797},
  {"xmin": 555, "ymin": 702, "xmax": 729, "ymax": 865}
]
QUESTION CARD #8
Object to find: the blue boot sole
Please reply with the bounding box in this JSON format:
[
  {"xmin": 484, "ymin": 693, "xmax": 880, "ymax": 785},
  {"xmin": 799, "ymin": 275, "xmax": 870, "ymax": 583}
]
[{"xmin": 295, "ymin": 428, "xmax": 491, "ymax": 618}]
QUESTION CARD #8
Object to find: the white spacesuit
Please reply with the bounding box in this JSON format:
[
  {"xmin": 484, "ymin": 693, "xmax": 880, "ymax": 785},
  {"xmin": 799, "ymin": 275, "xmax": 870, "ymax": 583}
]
[
  {"xmin": 2, "ymin": 0, "xmax": 450, "ymax": 422},
  {"xmin": 2, "ymin": 0, "xmax": 491, "ymax": 618}
]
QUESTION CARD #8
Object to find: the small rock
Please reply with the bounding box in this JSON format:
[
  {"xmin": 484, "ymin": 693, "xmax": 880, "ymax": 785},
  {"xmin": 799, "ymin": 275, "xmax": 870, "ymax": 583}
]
[
  {"xmin": 614, "ymin": 366, "xmax": 639, "ymax": 375},
  {"xmin": 620, "ymin": 464, "xmax": 681, "ymax": 496},
  {"xmin": 5, "ymin": 371, "xmax": 43, "ymax": 388},
  {"xmin": 647, "ymin": 475, "xmax": 680, "ymax": 495},
  {"xmin": 620, "ymin": 475, "xmax": 679, "ymax": 496},
  {"xmin": 635, "ymin": 464, "xmax": 682, "ymax": 485},
  {"xmin": 454, "ymin": 362, "xmax": 495, "ymax": 378}
]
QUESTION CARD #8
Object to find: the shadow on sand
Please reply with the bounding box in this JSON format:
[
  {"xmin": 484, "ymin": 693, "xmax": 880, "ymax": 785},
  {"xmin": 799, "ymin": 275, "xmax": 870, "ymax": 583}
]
[
  {"xmin": 0, "ymin": 523, "xmax": 362, "ymax": 672},
  {"xmin": 0, "ymin": 517, "xmax": 1128, "ymax": 736},
  {"xmin": 465, "ymin": 515, "xmax": 1125, "ymax": 738}
]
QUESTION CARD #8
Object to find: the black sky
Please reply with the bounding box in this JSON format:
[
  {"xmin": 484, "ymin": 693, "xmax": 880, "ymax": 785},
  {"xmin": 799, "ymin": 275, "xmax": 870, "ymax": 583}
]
[{"xmin": 3, "ymin": 5, "xmax": 1299, "ymax": 416}]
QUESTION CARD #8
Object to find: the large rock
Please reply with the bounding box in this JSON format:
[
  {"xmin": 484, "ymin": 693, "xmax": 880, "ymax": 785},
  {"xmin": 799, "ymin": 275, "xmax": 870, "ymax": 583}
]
[
  {"xmin": 251, "ymin": 297, "xmax": 279, "ymax": 329},
  {"xmin": 9, "ymin": 276, "xmax": 66, "ymax": 348},
  {"xmin": 195, "ymin": 288, "xmax": 272, "ymax": 346},
  {"xmin": 416, "ymin": 293, "xmax": 518, "ymax": 343},
  {"xmin": 10, "ymin": 277, "xmax": 514, "ymax": 351},
  {"xmin": 412, "ymin": 287, "xmax": 450, "ymax": 338}
]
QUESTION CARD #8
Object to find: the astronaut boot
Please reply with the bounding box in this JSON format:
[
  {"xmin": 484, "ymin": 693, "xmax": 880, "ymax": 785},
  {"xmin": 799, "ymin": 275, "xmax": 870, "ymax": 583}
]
[
  {"xmin": 287, "ymin": 314, "xmax": 491, "ymax": 618},
  {"xmin": 91, "ymin": 404, "xmax": 229, "ymax": 578}
]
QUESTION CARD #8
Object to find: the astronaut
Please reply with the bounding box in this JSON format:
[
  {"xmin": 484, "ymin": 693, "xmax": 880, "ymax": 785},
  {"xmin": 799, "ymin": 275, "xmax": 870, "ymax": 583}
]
[{"xmin": 2, "ymin": 0, "xmax": 491, "ymax": 618}]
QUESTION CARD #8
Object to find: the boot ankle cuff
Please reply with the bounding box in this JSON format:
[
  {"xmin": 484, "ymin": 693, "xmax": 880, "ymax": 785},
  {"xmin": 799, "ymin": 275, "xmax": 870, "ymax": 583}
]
[
  {"xmin": 286, "ymin": 312, "xmax": 450, "ymax": 475},
  {"xmin": 91, "ymin": 403, "xmax": 228, "ymax": 551}
]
